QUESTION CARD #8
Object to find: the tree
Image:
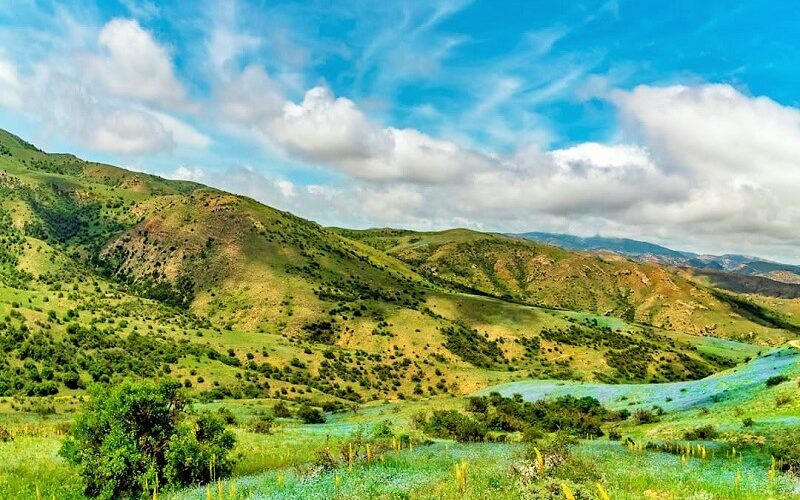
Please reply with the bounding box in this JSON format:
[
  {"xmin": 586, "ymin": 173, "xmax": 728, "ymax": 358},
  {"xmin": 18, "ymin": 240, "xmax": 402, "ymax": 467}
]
[{"xmin": 60, "ymin": 380, "xmax": 236, "ymax": 499}]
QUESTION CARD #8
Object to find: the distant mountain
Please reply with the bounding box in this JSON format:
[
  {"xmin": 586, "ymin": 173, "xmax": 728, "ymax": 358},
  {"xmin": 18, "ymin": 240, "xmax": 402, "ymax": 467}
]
[{"xmin": 513, "ymin": 232, "xmax": 800, "ymax": 285}]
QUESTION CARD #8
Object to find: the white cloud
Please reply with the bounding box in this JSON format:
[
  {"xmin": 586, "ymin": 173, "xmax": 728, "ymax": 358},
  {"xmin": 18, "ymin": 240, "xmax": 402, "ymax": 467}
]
[
  {"xmin": 172, "ymin": 165, "xmax": 206, "ymax": 181},
  {"xmin": 0, "ymin": 51, "xmax": 21, "ymax": 108},
  {"xmin": 270, "ymin": 85, "xmax": 495, "ymax": 183},
  {"xmin": 209, "ymin": 78, "xmax": 800, "ymax": 261},
  {"xmin": 149, "ymin": 110, "xmax": 212, "ymax": 149},
  {"xmin": 86, "ymin": 18, "xmax": 188, "ymax": 108},
  {"xmin": 0, "ymin": 14, "xmax": 209, "ymax": 155},
  {"xmin": 218, "ymin": 71, "xmax": 494, "ymax": 183},
  {"xmin": 85, "ymin": 109, "xmax": 173, "ymax": 154},
  {"xmin": 613, "ymin": 84, "xmax": 800, "ymax": 180},
  {"xmin": 607, "ymin": 84, "xmax": 800, "ymax": 240},
  {"xmin": 120, "ymin": 0, "xmax": 160, "ymax": 20}
]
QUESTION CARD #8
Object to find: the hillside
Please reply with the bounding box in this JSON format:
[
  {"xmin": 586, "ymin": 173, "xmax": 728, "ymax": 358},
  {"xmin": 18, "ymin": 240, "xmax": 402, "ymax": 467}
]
[
  {"xmin": 339, "ymin": 228, "xmax": 797, "ymax": 343},
  {"xmin": 0, "ymin": 128, "xmax": 796, "ymax": 407}
]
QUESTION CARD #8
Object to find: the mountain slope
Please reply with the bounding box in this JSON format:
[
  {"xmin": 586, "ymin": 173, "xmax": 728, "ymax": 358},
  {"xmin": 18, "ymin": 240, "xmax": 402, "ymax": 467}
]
[
  {"xmin": 0, "ymin": 128, "xmax": 795, "ymax": 404},
  {"xmin": 339, "ymin": 228, "xmax": 798, "ymax": 342}
]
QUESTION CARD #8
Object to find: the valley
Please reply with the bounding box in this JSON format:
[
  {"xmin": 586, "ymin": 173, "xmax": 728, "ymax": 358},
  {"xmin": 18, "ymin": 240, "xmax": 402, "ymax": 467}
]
[{"xmin": 0, "ymin": 129, "xmax": 798, "ymax": 498}]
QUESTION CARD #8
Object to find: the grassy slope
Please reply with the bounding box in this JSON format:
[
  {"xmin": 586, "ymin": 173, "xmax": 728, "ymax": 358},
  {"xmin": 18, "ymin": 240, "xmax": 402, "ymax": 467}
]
[
  {"xmin": 480, "ymin": 346, "xmax": 798, "ymax": 414},
  {"xmin": 0, "ymin": 128, "xmax": 779, "ymax": 405},
  {"xmin": 340, "ymin": 228, "xmax": 798, "ymax": 344}
]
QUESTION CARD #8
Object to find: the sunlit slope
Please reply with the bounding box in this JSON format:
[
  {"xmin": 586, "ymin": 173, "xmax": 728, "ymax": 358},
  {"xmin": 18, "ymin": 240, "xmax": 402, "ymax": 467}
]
[
  {"xmin": 340, "ymin": 228, "xmax": 798, "ymax": 344},
  {"xmin": 0, "ymin": 127, "xmax": 796, "ymax": 402}
]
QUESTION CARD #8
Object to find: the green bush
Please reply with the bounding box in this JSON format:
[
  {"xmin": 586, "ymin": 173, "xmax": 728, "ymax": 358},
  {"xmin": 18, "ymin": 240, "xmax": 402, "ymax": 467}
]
[
  {"xmin": 683, "ymin": 425, "xmax": 718, "ymax": 440},
  {"xmin": 770, "ymin": 430, "xmax": 800, "ymax": 473},
  {"xmin": 60, "ymin": 380, "xmax": 236, "ymax": 499},
  {"xmin": 765, "ymin": 374, "xmax": 789, "ymax": 387},
  {"xmin": 632, "ymin": 408, "xmax": 659, "ymax": 424},
  {"xmin": 273, "ymin": 401, "xmax": 292, "ymax": 418},
  {"xmin": 251, "ymin": 415, "xmax": 275, "ymax": 434},
  {"xmin": 164, "ymin": 412, "xmax": 236, "ymax": 486},
  {"xmin": 418, "ymin": 409, "xmax": 488, "ymax": 442},
  {"xmin": 298, "ymin": 404, "xmax": 326, "ymax": 424}
]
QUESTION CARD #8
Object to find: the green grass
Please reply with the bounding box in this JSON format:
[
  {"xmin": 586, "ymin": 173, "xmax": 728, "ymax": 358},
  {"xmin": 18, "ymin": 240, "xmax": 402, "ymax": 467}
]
[{"xmin": 479, "ymin": 346, "xmax": 800, "ymax": 413}]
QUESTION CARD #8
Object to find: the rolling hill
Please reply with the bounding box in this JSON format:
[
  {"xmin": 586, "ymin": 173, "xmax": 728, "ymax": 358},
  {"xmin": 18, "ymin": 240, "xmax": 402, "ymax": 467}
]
[
  {"xmin": 0, "ymin": 128, "xmax": 797, "ymax": 407},
  {"xmin": 339, "ymin": 228, "xmax": 798, "ymax": 342}
]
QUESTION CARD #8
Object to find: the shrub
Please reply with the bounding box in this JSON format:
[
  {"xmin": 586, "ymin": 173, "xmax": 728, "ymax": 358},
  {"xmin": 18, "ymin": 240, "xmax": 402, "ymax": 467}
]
[
  {"xmin": 766, "ymin": 375, "xmax": 789, "ymax": 387},
  {"xmin": 422, "ymin": 410, "xmax": 487, "ymax": 442},
  {"xmin": 515, "ymin": 432, "xmax": 599, "ymax": 497},
  {"xmin": 251, "ymin": 416, "xmax": 275, "ymax": 434},
  {"xmin": 775, "ymin": 394, "xmax": 792, "ymax": 407},
  {"xmin": 164, "ymin": 412, "xmax": 236, "ymax": 486},
  {"xmin": 216, "ymin": 407, "xmax": 237, "ymax": 425},
  {"xmin": 770, "ymin": 429, "xmax": 800, "ymax": 473},
  {"xmin": 632, "ymin": 408, "xmax": 659, "ymax": 424},
  {"xmin": 59, "ymin": 380, "xmax": 236, "ymax": 499},
  {"xmin": 742, "ymin": 417, "xmax": 755, "ymax": 427},
  {"xmin": 273, "ymin": 401, "xmax": 292, "ymax": 418},
  {"xmin": 62, "ymin": 372, "xmax": 81, "ymax": 390},
  {"xmin": 683, "ymin": 425, "xmax": 718, "ymax": 440},
  {"xmin": 297, "ymin": 404, "xmax": 326, "ymax": 424}
]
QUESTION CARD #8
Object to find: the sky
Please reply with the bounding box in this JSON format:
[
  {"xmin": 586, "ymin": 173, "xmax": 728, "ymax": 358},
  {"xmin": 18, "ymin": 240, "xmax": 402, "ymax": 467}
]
[{"xmin": 1, "ymin": 1, "xmax": 800, "ymax": 263}]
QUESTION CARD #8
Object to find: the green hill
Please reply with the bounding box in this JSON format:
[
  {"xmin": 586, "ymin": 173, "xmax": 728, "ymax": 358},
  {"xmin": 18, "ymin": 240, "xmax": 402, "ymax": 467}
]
[
  {"xmin": 338, "ymin": 228, "xmax": 797, "ymax": 343},
  {"xmin": 0, "ymin": 129, "xmax": 797, "ymax": 407}
]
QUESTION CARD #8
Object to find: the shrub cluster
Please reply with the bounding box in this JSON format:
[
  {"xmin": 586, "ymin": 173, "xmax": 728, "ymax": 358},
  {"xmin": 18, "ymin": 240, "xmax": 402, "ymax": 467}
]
[
  {"xmin": 414, "ymin": 392, "xmax": 611, "ymax": 442},
  {"xmin": 60, "ymin": 380, "xmax": 236, "ymax": 499}
]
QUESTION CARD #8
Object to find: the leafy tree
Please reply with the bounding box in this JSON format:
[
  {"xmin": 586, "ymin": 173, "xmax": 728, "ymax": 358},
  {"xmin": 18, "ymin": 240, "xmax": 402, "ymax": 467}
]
[{"xmin": 60, "ymin": 380, "xmax": 236, "ymax": 499}]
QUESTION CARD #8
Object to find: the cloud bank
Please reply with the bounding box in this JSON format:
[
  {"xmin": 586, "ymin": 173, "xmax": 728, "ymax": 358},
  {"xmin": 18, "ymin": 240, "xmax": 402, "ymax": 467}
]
[{"xmin": 1, "ymin": 2, "xmax": 800, "ymax": 262}]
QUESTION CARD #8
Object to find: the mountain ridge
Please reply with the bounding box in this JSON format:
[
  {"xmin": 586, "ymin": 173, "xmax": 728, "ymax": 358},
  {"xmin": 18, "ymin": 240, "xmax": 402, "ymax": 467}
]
[{"xmin": 513, "ymin": 231, "xmax": 800, "ymax": 285}]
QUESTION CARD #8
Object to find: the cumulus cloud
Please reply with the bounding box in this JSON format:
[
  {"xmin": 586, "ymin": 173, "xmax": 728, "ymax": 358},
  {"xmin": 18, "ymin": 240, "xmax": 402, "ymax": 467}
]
[
  {"xmin": 608, "ymin": 84, "xmax": 800, "ymax": 241},
  {"xmin": 208, "ymin": 77, "xmax": 800, "ymax": 260},
  {"xmin": 0, "ymin": 16, "xmax": 209, "ymax": 155},
  {"xmin": 614, "ymin": 84, "xmax": 800, "ymax": 178},
  {"xmin": 86, "ymin": 18, "xmax": 188, "ymax": 108},
  {"xmin": 217, "ymin": 68, "xmax": 494, "ymax": 183}
]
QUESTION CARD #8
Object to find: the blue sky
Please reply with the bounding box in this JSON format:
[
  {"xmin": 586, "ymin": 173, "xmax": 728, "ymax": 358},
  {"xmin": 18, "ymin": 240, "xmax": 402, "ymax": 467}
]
[{"xmin": 1, "ymin": 1, "xmax": 800, "ymax": 262}]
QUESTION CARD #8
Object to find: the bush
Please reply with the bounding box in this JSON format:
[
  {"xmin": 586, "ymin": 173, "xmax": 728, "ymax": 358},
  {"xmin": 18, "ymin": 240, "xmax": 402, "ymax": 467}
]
[
  {"xmin": 216, "ymin": 407, "xmax": 238, "ymax": 425},
  {"xmin": 766, "ymin": 375, "xmax": 789, "ymax": 387},
  {"xmin": 273, "ymin": 401, "xmax": 292, "ymax": 418},
  {"xmin": 59, "ymin": 380, "xmax": 236, "ymax": 499},
  {"xmin": 62, "ymin": 372, "xmax": 80, "ymax": 390},
  {"xmin": 632, "ymin": 408, "xmax": 659, "ymax": 424},
  {"xmin": 251, "ymin": 416, "xmax": 275, "ymax": 434},
  {"xmin": 515, "ymin": 433, "xmax": 599, "ymax": 497},
  {"xmin": 164, "ymin": 412, "xmax": 236, "ymax": 486},
  {"xmin": 770, "ymin": 429, "xmax": 800, "ymax": 473},
  {"xmin": 683, "ymin": 425, "xmax": 718, "ymax": 440},
  {"xmin": 422, "ymin": 409, "xmax": 488, "ymax": 442},
  {"xmin": 297, "ymin": 404, "xmax": 326, "ymax": 424},
  {"xmin": 775, "ymin": 394, "xmax": 792, "ymax": 407}
]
